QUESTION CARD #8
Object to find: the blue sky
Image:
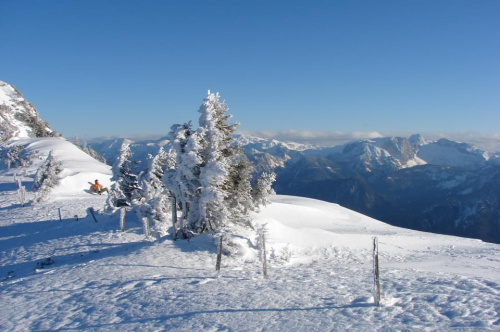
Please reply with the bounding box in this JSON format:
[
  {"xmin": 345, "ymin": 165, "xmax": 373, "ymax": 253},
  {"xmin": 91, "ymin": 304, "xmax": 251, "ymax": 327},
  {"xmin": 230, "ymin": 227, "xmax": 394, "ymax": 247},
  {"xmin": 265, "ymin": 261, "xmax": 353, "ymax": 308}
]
[{"xmin": 1, "ymin": 1, "xmax": 499, "ymax": 149}]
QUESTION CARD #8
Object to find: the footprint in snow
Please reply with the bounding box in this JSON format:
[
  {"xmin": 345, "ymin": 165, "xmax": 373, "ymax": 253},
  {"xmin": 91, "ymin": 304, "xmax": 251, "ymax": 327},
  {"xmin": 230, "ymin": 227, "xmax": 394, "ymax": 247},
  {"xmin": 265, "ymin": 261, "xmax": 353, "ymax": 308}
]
[{"xmin": 122, "ymin": 280, "xmax": 157, "ymax": 290}]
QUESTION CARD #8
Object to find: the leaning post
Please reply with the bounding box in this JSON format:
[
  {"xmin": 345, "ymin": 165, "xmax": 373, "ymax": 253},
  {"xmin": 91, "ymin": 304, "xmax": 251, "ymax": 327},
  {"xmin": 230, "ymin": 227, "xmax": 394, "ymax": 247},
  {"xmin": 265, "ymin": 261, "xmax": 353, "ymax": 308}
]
[
  {"xmin": 373, "ymin": 237, "xmax": 381, "ymax": 306},
  {"xmin": 171, "ymin": 196, "xmax": 178, "ymax": 240},
  {"xmin": 120, "ymin": 207, "xmax": 127, "ymax": 232},
  {"xmin": 262, "ymin": 232, "xmax": 268, "ymax": 279},
  {"xmin": 215, "ymin": 235, "xmax": 223, "ymax": 271}
]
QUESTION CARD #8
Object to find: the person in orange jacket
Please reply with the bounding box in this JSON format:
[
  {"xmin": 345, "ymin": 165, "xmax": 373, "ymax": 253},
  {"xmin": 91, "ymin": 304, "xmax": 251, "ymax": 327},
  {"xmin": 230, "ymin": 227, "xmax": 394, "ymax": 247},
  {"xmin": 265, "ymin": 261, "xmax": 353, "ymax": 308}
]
[{"xmin": 91, "ymin": 179, "xmax": 108, "ymax": 195}]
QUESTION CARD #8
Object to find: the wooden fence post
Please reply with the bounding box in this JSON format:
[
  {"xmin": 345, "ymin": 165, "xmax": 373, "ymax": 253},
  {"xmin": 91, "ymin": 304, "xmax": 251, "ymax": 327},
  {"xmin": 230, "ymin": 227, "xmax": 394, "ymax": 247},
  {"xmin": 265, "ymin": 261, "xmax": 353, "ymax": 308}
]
[
  {"xmin": 262, "ymin": 233, "xmax": 268, "ymax": 279},
  {"xmin": 88, "ymin": 207, "xmax": 98, "ymax": 222},
  {"xmin": 216, "ymin": 236, "xmax": 223, "ymax": 271},
  {"xmin": 373, "ymin": 237, "xmax": 381, "ymax": 306},
  {"xmin": 16, "ymin": 179, "xmax": 26, "ymax": 207},
  {"xmin": 120, "ymin": 208, "xmax": 126, "ymax": 232},
  {"xmin": 171, "ymin": 196, "xmax": 178, "ymax": 240},
  {"xmin": 142, "ymin": 217, "xmax": 151, "ymax": 237}
]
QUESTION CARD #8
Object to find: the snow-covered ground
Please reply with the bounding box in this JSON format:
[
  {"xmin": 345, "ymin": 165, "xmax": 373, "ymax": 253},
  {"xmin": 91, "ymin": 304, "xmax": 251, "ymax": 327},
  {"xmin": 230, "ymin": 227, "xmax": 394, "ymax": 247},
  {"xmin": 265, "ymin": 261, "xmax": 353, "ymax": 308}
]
[{"xmin": 1, "ymin": 138, "xmax": 499, "ymax": 331}]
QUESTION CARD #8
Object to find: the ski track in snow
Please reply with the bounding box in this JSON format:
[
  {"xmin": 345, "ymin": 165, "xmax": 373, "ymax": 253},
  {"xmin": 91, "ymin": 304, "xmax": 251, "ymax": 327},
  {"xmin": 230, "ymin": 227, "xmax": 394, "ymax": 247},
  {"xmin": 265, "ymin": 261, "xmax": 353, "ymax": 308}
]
[{"xmin": 1, "ymin": 139, "xmax": 500, "ymax": 331}]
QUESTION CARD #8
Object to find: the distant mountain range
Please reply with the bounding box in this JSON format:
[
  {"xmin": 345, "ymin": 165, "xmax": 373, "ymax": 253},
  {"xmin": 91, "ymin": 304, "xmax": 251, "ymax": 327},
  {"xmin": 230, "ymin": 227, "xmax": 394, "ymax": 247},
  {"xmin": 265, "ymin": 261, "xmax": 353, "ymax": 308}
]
[
  {"xmin": 239, "ymin": 134, "xmax": 500, "ymax": 244},
  {"xmin": 2, "ymin": 81, "xmax": 499, "ymax": 243}
]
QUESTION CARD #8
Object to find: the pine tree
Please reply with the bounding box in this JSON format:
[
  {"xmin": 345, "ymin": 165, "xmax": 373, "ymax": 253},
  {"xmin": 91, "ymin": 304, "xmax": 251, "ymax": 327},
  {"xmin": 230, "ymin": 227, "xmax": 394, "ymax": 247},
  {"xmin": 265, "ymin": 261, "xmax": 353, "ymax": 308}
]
[
  {"xmin": 197, "ymin": 91, "xmax": 256, "ymax": 230},
  {"xmin": 82, "ymin": 141, "xmax": 107, "ymax": 164},
  {"xmin": 32, "ymin": 150, "xmax": 62, "ymax": 202},
  {"xmin": 197, "ymin": 94, "xmax": 231, "ymax": 230},
  {"xmin": 224, "ymin": 150, "xmax": 255, "ymax": 221},
  {"xmin": 136, "ymin": 148, "xmax": 171, "ymax": 237},
  {"xmin": 252, "ymin": 172, "xmax": 276, "ymax": 209},
  {"xmin": 163, "ymin": 91, "xmax": 275, "ymax": 237},
  {"xmin": 106, "ymin": 141, "xmax": 140, "ymax": 210},
  {"xmin": 70, "ymin": 135, "xmax": 107, "ymax": 164},
  {"xmin": 163, "ymin": 122, "xmax": 203, "ymax": 236},
  {"xmin": 5, "ymin": 145, "xmax": 28, "ymax": 168},
  {"xmin": 106, "ymin": 181, "xmax": 127, "ymax": 212}
]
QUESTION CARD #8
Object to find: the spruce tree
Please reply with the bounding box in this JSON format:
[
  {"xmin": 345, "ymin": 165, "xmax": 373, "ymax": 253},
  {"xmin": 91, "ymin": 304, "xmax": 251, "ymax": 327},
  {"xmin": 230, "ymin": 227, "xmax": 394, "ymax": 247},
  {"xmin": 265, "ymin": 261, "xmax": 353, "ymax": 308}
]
[
  {"xmin": 224, "ymin": 150, "xmax": 255, "ymax": 221},
  {"xmin": 136, "ymin": 148, "xmax": 171, "ymax": 237},
  {"xmin": 252, "ymin": 172, "xmax": 276, "ymax": 209},
  {"xmin": 106, "ymin": 141, "xmax": 140, "ymax": 210},
  {"xmin": 197, "ymin": 92, "xmax": 233, "ymax": 231},
  {"xmin": 163, "ymin": 91, "xmax": 275, "ymax": 236},
  {"xmin": 164, "ymin": 122, "xmax": 202, "ymax": 235},
  {"xmin": 197, "ymin": 91, "xmax": 255, "ymax": 229},
  {"xmin": 32, "ymin": 150, "xmax": 62, "ymax": 202}
]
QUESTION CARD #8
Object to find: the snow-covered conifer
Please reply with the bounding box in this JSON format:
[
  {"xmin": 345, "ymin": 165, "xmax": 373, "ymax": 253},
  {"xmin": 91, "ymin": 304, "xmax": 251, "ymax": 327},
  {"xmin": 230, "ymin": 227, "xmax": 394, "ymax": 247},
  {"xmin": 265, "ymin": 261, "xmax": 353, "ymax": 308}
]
[
  {"xmin": 224, "ymin": 151, "xmax": 255, "ymax": 221},
  {"xmin": 70, "ymin": 135, "xmax": 106, "ymax": 164},
  {"xmin": 106, "ymin": 182, "xmax": 127, "ymax": 212},
  {"xmin": 32, "ymin": 150, "xmax": 62, "ymax": 202},
  {"xmin": 111, "ymin": 141, "xmax": 132, "ymax": 181},
  {"xmin": 196, "ymin": 91, "xmax": 247, "ymax": 230},
  {"xmin": 252, "ymin": 172, "xmax": 276, "ymax": 209},
  {"xmin": 163, "ymin": 122, "xmax": 203, "ymax": 236},
  {"xmin": 164, "ymin": 92, "xmax": 273, "ymax": 235},
  {"xmin": 136, "ymin": 148, "xmax": 171, "ymax": 237},
  {"xmin": 5, "ymin": 145, "xmax": 29, "ymax": 168},
  {"xmin": 82, "ymin": 142, "xmax": 107, "ymax": 164},
  {"xmin": 106, "ymin": 141, "xmax": 140, "ymax": 210}
]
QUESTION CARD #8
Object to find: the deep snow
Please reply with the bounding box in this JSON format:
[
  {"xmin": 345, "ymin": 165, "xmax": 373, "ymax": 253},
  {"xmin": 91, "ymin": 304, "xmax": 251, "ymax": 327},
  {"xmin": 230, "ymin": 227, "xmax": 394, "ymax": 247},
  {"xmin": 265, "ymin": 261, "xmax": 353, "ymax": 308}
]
[{"xmin": 0, "ymin": 138, "xmax": 499, "ymax": 331}]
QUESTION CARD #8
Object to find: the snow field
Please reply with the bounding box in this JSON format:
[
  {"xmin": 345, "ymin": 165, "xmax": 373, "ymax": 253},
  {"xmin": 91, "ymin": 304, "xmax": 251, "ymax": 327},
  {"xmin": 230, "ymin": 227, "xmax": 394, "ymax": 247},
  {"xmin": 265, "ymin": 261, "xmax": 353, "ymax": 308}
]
[{"xmin": 1, "ymin": 197, "xmax": 499, "ymax": 331}]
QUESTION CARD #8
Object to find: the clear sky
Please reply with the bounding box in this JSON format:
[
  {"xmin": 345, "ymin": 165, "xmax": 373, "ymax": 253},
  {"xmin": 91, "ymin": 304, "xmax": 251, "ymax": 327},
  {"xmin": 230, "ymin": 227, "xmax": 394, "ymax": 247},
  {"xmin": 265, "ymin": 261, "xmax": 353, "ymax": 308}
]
[{"xmin": 1, "ymin": 1, "xmax": 499, "ymax": 150}]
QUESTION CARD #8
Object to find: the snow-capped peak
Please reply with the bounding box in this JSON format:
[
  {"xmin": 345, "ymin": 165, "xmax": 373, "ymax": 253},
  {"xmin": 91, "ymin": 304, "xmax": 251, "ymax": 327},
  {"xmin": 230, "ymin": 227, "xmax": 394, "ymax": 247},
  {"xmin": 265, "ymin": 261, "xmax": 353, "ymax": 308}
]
[{"xmin": 0, "ymin": 81, "xmax": 55, "ymax": 142}]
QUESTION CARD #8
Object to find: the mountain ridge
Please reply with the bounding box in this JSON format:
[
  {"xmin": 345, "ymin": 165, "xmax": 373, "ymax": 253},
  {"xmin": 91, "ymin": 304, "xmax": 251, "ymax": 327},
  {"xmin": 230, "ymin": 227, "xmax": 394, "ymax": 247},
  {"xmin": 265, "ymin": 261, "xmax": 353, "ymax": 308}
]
[{"xmin": 0, "ymin": 81, "xmax": 57, "ymax": 141}]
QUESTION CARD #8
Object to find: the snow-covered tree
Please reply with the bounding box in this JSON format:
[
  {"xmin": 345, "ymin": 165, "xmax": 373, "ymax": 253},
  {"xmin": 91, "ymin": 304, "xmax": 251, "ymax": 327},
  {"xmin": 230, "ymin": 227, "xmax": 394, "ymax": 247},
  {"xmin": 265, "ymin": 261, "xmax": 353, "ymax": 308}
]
[
  {"xmin": 82, "ymin": 142, "xmax": 107, "ymax": 164},
  {"xmin": 135, "ymin": 148, "xmax": 171, "ymax": 237},
  {"xmin": 197, "ymin": 91, "xmax": 258, "ymax": 229},
  {"xmin": 106, "ymin": 181, "xmax": 126, "ymax": 212},
  {"xmin": 252, "ymin": 172, "xmax": 276, "ymax": 209},
  {"xmin": 32, "ymin": 150, "xmax": 62, "ymax": 202},
  {"xmin": 196, "ymin": 92, "xmax": 234, "ymax": 231},
  {"xmin": 163, "ymin": 91, "xmax": 275, "ymax": 237},
  {"xmin": 163, "ymin": 122, "xmax": 203, "ymax": 236},
  {"xmin": 70, "ymin": 135, "xmax": 107, "ymax": 164},
  {"xmin": 106, "ymin": 141, "xmax": 140, "ymax": 211},
  {"xmin": 4, "ymin": 144, "xmax": 29, "ymax": 169},
  {"xmin": 223, "ymin": 150, "xmax": 255, "ymax": 221}
]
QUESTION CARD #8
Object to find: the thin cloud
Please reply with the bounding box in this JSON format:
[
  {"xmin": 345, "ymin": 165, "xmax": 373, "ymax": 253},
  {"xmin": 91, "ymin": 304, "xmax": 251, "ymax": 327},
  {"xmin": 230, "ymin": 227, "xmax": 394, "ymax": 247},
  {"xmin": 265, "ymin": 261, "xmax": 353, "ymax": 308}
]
[
  {"xmin": 422, "ymin": 132, "xmax": 500, "ymax": 153},
  {"xmin": 239, "ymin": 130, "xmax": 500, "ymax": 152},
  {"xmin": 239, "ymin": 130, "xmax": 384, "ymax": 147},
  {"xmin": 85, "ymin": 130, "xmax": 500, "ymax": 153}
]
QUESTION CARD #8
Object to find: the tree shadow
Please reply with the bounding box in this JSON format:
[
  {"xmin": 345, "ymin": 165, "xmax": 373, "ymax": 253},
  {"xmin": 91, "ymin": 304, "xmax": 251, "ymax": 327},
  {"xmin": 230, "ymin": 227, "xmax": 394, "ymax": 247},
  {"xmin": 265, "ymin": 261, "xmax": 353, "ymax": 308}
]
[
  {"xmin": 0, "ymin": 240, "xmax": 152, "ymax": 286},
  {"xmin": 0, "ymin": 212, "xmax": 150, "ymax": 283},
  {"xmin": 0, "ymin": 201, "xmax": 33, "ymax": 211},
  {"xmin": 0, "ymin": 182, "xmax": 21, "ymax": 192}
]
